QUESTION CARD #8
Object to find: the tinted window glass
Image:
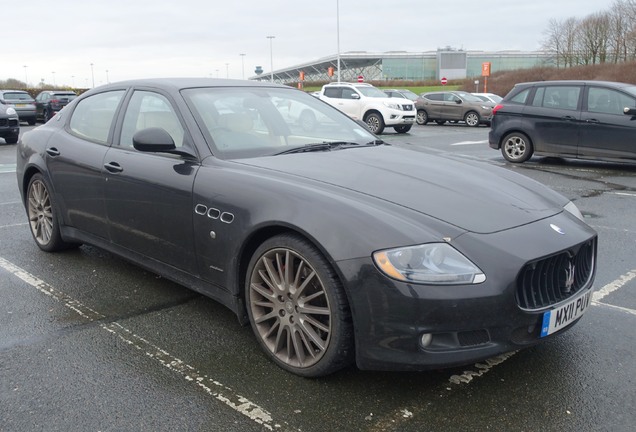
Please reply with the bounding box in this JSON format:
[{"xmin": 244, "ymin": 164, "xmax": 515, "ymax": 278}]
[
  {"xmin": 531, "ymin": 87, "xmax": 545, "ymax": 107},
  {"xmin": 510, "ymin": 88, "xmax": 530, "ymax": 104},
  {"xmin": 587, "ymin": 87, "xmax": 636, "ymax": 115},
  {"xmin": 425, "ymin": 93, "xmax": 443, "ymax": 101},
  {"xmin": 342, "ymin": 88, "xmax": 358, "ymax": 99},
  {"xmin": 323, "ymin": 88, "xmax": 341, "ymax": 98},
  {"xmin": 542, "ymin": 86, "xmax": 580, "ymax": 110},
  {"xmin": 69, "ymin": 90, "xmax": 125, "ymax": 144},
  {"xmin": 3, "ymin": 92, "xmax": 33, "ymax": 101},
  {"xmin": 120, "ymin": 91, "xmax": 185, "ymax": 148}
]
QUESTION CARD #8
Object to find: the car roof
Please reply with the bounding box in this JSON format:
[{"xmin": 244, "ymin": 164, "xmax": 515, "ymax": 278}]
[
  {"xmin": 0, "ymin": 89, "xmax": 30, "ymax": 93},
  {"xmin": 513, "ymin": 80, "xmax": 633, "ymax": 89}
]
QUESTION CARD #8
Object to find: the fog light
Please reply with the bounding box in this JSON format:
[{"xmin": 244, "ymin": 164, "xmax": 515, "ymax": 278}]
[{"xmin": 420, "ymin": 333, "xmax": 433, "ymax": 347}]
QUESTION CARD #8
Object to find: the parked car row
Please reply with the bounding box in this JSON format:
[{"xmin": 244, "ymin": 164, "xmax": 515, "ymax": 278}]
[{"xmin": 0, "ymin": 89, "xmax": 78, "ymax": 126}]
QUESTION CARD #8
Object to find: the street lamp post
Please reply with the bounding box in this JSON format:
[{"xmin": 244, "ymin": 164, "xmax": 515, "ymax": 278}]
[
  {"xmin": 106, "ymin": 69, "xmax": 109, "ymax": 84},
  {"xmin": 239, "ymin": 53, "xmax": 246, "ymax": 79},
  {"xmin": 266, "ymin": 35, "xmax": 275, "ymax": 83},
  {"xmin": 90, "ymin": 63, "xmax": 95, "ymax": 88},
  {"xmin": 225, "ymin": 63, "xmax": 229, "ymax": 79},
  {"xmin": 23, "ymin": 65, "xmax": 28, "ymax": 88},
  {"xmin": 52, "ymin": 72, "xmax": 56, "ymax": 86},
  {"xmin": 336, "ymin": 0, "xmax": 341, "ymax": 82}
]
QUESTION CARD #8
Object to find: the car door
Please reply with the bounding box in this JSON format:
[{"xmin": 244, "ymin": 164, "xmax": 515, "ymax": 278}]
[
  {"xmin": 579, "ymin": 85, "xmax": 636, "ymax": 161},
  {"xmin": 442, "ymin": 93, "xmax": 463, "ymax": 121},
  {"xmin": 45, "ymin": 90, "xmax": 126, "ymax": 239},
  {"xmin": 104, "ymin": 89, "xmax": 200, "ymax": 274},
  {"xmin": 521, "ymin": 84, "xmax": 582, "ymax": 157},
  {"xmin": 421, "ymin": 93, "xmax": 444, "ymax": 119}
]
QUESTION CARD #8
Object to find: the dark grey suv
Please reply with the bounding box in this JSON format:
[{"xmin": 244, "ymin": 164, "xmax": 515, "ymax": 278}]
[{"xmin": 489, "ymin": 80, "xmax": 636, "ymax": 164}]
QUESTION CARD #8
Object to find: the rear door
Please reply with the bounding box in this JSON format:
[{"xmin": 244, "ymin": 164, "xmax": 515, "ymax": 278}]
[
  {"xmin": 579, "ymin": 85, "xmax": 636, "ymax": 161},
  {"xmin": 521, "ymin": 84, "xmax": 583, "ymax": 157}
]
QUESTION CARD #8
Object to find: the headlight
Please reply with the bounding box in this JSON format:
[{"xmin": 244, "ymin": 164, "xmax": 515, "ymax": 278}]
[
  {"xmin": 373, "ymin": 243, "xmax": 486, "ymax": 285},
  {"xmin": 383, "ymin": 102, "xmax": 400, "ymax": 110},
  {"xmin": 564, "ymin": 201, "xmax": 584, "ymax": 221},
  {"xmin": 6, "ymin": 107, "xmax": 17, "ymax": 115}
]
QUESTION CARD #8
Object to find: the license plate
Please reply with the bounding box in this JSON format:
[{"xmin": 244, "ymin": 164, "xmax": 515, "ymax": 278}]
[
  {"xmin": 540, "ymin": 289, "xmax": 592, "ymax": 337},
  {"xmin": 16, "ymin": 104, "xmax": 27, "ymax": 107}
]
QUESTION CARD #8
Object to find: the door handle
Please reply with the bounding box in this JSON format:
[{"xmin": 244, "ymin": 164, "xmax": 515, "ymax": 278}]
[
  {"xmin": 561, "ymin": 116, "xmax": 576, "ymax": 121},
  {"xmin": 45, "ymin": 147, "xmax": 60, "ymax": 157},
  {"xmin": 103, "ymin": 162, "xmax": 123, "ymax": 173},
  {"xmin": 585, "ymin": 118, "xmax": 600, "ymax": 124}
]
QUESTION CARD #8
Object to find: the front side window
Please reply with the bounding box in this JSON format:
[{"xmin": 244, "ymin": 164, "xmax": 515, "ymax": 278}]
[
  {"xmin": 587, "ymin": 87, "xmax": 636, "ymax": 115},
  {"xmin": 120, "ymin": 91, "xmax": 185, "ymax": 148},
  {"xmin": 342, "ymin": 88, "xmax": 359, "ymax": 99},
  {"xmin": 69, "ymin": 90, "xmax": 125, "ymax": 144}
]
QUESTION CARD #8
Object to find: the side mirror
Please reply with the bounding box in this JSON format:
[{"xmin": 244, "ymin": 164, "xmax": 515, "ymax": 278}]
[
  {"xmin": 455, "ymin": 99, "xmax": 462, "ymax": 104},
  {"xmin": 351, "ymin": 93, "xmax": 360, "ymax": 100},
  {"xmin": 133, "ymin": 127, "xmax": 176, "ymax": 152},
  {"xmin": 623, "ymin": 107, "xmax": 636, "ymax": 116}
]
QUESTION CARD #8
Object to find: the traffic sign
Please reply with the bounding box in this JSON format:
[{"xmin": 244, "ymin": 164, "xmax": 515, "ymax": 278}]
[
  {"xmin": 441, "ymin": 77, "xmax": 448, "ymax": 85},
  {"xmin": 357, "ymin": 75, "xmax": 364, "ymax": 83}
]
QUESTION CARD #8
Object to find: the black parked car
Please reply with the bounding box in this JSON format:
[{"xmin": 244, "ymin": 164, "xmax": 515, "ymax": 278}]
[
  {"xmin": 16, "ymin": 78, "xmax": 597, "ymax": 377},
  {"xmin": 489, "ymin": 80, "xmax": 636, "ymax": 163},
  {"xmin": 34, "ymin": 90, "xmax": 77, "ymax": 122},
  {"xmin": 0, "ymin": 102, "xmax": 20, "ymax": 144}
]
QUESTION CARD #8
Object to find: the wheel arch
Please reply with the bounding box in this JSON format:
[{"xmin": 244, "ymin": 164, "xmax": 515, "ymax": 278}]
[{"xmin": 234, "ymin": 223, "xmax": 354, "ymax": 325}]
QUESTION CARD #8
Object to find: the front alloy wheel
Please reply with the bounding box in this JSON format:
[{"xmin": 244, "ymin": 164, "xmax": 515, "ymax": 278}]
[
  {"xmin": 364, "ymin": 112, "xmax": 385, "ymax": 134},
  {"xmin": 246, "ymin": 234, "xmax": 353, "ymax": 377}
]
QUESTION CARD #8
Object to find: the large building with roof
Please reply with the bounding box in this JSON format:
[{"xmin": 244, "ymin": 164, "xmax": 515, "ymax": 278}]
[{"xmin": 250, "ymin": 49, "xmax": 555, "ymax": 84}]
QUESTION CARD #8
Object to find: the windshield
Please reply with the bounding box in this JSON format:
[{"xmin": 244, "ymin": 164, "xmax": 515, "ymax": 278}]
[
  {"xmin": 357, "ymin": 86, "xmax": 392, "ymax": 98},
  {"xmin": 3, "ymin": 92, "xmax": 34, "ymax": 101},
  {"xmin": 182, "ymin": 86, "xmax": 376, "ymax": 159}
]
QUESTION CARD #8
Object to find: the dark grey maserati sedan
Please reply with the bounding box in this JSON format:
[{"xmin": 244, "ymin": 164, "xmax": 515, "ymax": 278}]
[{"xmin": 16, "ymin": 78, "xmax": 597, "ymax": 377}]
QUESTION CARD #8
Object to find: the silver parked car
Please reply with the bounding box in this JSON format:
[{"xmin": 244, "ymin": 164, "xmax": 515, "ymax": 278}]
[
  {"xmin": 0, "ymin": 90, "xmax": 37, "ymax": 125},
  {"xmin": 416, "ymin": 91, "xmax": 494, "ymax": 127}
]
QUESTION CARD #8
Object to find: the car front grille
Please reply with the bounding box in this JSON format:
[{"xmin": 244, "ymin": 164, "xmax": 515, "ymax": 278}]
[
  {"xmin": 0, "ymin": 118, "xmax": 19, "ymax": 127},
  {"xmin": 516, "ymin": 238, "xmax": 596, "ymax": 310}
]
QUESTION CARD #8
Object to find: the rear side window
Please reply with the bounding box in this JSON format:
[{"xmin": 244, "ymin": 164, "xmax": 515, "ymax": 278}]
[
  {"xmin": 323, "ymin": 87, "xmax": 341, "ymax": 98},
  {"xmin": 69, "ymin": 90, "xmax": 125, "ymax": 144},
  {"xmin": 509, "ymin": 88, "xmax": 531, "ymax": 104},
  {"xmin": 539, "ymin": 86, "xmax": 581, "ymax": 110}
]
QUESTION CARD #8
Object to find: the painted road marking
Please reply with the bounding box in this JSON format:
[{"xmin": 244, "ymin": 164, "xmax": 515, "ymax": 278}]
[
  {"xmin": 450, "ymin": 140, "xmax": 488, "ymax": 146},
  {"xmin": 0, "ymin": 256, "xmax": 294, "ymax": 431},
  {"xmin": 0, "ymin": 164, "xmax": 17, "ymax": 174}
]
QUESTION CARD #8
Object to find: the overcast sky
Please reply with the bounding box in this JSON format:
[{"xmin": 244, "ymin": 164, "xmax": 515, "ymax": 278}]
[{"xmin": 5, "ymin": 0, "xmax": 615, "ymax": 87}]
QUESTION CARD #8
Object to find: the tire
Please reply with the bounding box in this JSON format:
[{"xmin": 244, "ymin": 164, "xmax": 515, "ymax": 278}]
[
  {"xmin": 28, "ymin": 118, "xmax": 36, "ymax": 126},
  {"xmin": 393, "ymin": 125, "xmax": 412, "ymax": 134},
  {"xmin": 501, "ymin": 132, "xmax": 534, "ymax": 163},
  {"xmin": 245, "ymin": 233, "xmax": 354, "ymax": 377},
  {"xmin": 26, "ymin": 173, "xmax": 76, "ymax": 252},
  {"xmin": 416, "ymin": 109, "xmax": 428, "ymax": 125},
  {"xmin": 435, "ymin": 120, "xmax": 446, "ymax": 125},
  {"xmin": 43, "ymin": 109, "xmax": 51, "ymax": 123},
  {"xmin": 364, "ymin": 112, "xmax": 385, "ymax": 135},
  {"xmin": 5, "ymin": 134, "xmax": 18, "ymax": 144},
  {"xmin": 464, "ymin": 111, "xmax": 480, "ymax": 127}
]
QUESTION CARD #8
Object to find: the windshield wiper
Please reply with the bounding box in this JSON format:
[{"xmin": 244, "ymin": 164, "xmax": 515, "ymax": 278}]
[{"xmin": 273, "ymin": 141, "xmax": 362, "ymax": 155}]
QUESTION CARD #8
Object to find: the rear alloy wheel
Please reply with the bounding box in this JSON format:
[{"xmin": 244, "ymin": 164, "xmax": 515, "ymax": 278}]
[
  {"xmin": 26, "ymin": 174, "xmax": 76, "ymax": 251},
  {"xmin": 416, "ymin": 109, "xmax": 428, "ymax": 125},
  {"xmin": 501, "ymin": 132, "xmax": 533, "ymax": 163},
  {"xmin": 246, "ymin": 234, "xmax": 353, "ymax": 377},
  {"xmin": 393, "ymin": 125, "xmax": 412, "ymax": 133},
  {"xmin": 464, "ymin": 111, "xmax": 480, "ymax": 127},
  {"xmin": 364, "ymin": 112, "xmax": 385, "ymax": 134}
]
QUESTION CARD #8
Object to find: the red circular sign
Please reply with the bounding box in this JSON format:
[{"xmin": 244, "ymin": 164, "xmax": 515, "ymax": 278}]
[
  {"xmin": 441, "ymin": 77, "xmax": 448, "ymax": 85},
  {"xmin": 357, "ymin": 75, "xmax": 364, "ymax": 83}
]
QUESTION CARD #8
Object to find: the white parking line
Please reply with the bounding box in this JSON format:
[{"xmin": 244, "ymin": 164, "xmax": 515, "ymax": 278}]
[
  {"xmin": 611, "ymin": 192, "xmax": 636, "ymax": 198},
  {"xmin": 0, "ymin": 256, "xmax": 293, "ymax": 431},
  {"xmin": 450, "ymin": 140, "xmax": 488, "ymax": 146},
  {"xmin": 593, "ymin": 270, "xmax": 636, "ymax": 302}
]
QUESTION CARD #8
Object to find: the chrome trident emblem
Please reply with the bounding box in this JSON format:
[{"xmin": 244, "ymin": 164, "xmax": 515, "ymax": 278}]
[{"xmin": 563, "ymin": 261, "xmax": 576, "ymax": 292}]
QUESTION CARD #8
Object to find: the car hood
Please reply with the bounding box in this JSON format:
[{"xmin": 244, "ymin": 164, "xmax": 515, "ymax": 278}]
[{"xmin": 235, "ymin": 146, "xmax": 567, "ymax": 234}]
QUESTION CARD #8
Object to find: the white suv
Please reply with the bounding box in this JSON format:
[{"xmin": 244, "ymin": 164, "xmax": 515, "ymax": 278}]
[{"xmin": 319, "ymin": 83, "xmax": 416, "ymax": 134}]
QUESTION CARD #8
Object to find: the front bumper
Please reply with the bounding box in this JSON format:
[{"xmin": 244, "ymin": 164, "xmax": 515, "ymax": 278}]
[
  {"xmin": 385, "ymin": 110, "xmax": 416, "ymax": 126},
  {"xmin": 337, "ymin": 212, "xmax": 597, "ymax": 371},
  {"xmin": 0, "ymin": 116, "xmax": 20, "ymax": 138}
]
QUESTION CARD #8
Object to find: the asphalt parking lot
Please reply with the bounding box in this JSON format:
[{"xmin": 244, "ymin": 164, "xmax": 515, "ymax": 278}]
[{"xmin": 1, "ymin": 124, "xmax": 635, "ymax": 432}]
